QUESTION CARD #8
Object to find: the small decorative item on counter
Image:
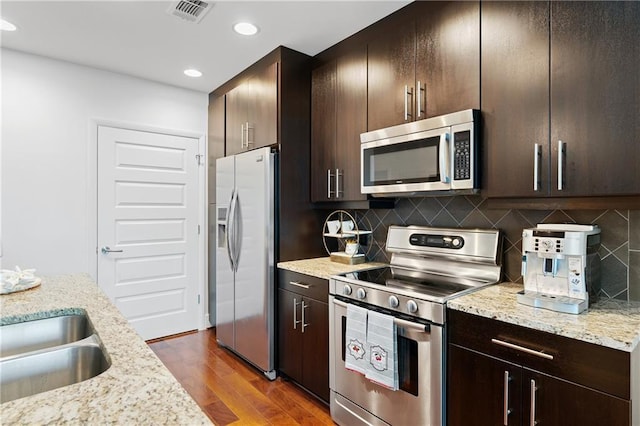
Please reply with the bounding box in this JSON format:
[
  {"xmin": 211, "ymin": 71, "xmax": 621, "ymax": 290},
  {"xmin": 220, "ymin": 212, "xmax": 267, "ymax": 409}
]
[
  {"xmin": 1, "ymin": 266, "xmax": 42, "ymax": 294},
  {"xmin": 323, "ymin": 210, "xmax": 372, "ymax": 265},
  {"xmin": 345, "ymin": 238, "xmax": 359, "ymax": 255}
]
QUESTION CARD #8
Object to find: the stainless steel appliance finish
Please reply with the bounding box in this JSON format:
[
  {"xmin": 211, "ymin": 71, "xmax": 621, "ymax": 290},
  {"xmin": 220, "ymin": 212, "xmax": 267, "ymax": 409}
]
[
  {"xmin": 215, "ymin": 147, "xmax": 277, "ymax": 380},
  {"xmin": 360, "ymin": 109, "xmax": 479, "ymax": 197},
  {"xmin": 518, "ymin": 223, "xmax": 601, "ymax": 314},
  {"xmin": 329, "ymin": 225, "xmax": 502, "ymax": 426}
]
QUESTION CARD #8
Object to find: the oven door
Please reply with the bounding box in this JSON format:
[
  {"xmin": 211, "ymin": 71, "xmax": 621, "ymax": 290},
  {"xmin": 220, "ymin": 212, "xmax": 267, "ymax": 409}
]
[
  {"xmin": 329, "ymin": 296, "xmax": 443, "ymax": 426},
  {"xmin": 360, "ymin": 127, "xmax": 452, "ymax": 196}
]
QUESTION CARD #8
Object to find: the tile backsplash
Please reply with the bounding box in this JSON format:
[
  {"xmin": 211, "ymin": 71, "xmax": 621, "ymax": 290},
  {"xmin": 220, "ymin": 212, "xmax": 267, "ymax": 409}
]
[{"xmin": 350, "ymin": 196, "xmax": 639, "ymax": 302}]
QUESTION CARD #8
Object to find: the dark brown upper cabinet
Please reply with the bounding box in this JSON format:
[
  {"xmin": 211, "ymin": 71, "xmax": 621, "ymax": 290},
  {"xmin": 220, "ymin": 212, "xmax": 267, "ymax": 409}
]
[
  {"xmin": 225, "ymin": 62, "xmax": 277, "ymax": 156},
  {"xmin": 367, "ymin": 1, "xmax": 480, "ymax": 131},
  {"xmin": 311, "ymin": 47, "xmax": 368, "ymax": 203},
  {"xmin": 484, "ymin": 1, "xmax": 640, "ymax": 204}
]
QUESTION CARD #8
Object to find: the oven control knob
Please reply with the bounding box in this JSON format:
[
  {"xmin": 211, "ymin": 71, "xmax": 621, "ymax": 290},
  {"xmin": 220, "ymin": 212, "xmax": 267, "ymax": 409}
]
[
  {"xmin": 388, "ymin": 296, "xmax": 400, "ymax": 308},
  {"xmin": 343, "ymin": 285, "xmax": 352, "ymax": 296},
  {"xmin": 407, "ymin": 300, "xmax": 418, "ymax": 313},
  {"xmin": 356, "ymin": 288, "xmax": 367, "ymax": 299}
]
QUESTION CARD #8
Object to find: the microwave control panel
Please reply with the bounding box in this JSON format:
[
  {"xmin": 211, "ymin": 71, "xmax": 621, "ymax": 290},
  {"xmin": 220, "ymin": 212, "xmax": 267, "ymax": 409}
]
[{"xmin": 453, "ymin": 130, "xmax": 471, "ymax": 181}]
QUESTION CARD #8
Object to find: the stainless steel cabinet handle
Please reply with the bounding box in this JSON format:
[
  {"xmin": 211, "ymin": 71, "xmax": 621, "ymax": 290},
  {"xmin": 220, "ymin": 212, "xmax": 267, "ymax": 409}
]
[
  {"xmin": 491, "ymin": 338, "xmax": 554, "ymax": 360},
  {"xmin": 533, "ymin": 143, "xmax": 542, "ymax": 191},
  {"xmin": 246, "ymin": 122, "xmax": 254, "ymax": 147},
  {"xmin": 327, "ymin": 169, "xmax": 334, "ymax": 198},
  {"xmin": 557, "ymin": 140, "xmax": 566, "ymax": 191},
  {"xmin": 301, "ymin": 300, "xmax": 308, "ymax": 333},
  {"xmin": 335, "ymin": 168, "xmax": 342, "ymax": 198},
  {"xmin": 240, "ymin": 123, "xmax": 245, "ymax": 149},
  {"xmin": 530, "ymin": 379, "xmax": 537, "ymax": 426},
  {"xmin": 293, "ymin": 298, "xmax": 301, "ymax": 329},
  {"xmin": 290, "ymin": 281, "xmax": 311, "ymax": 289},
  {"xmin": 101, "ymin": 246, "xmax": 123, "ymax": 254},
  {"xmin": 404, "ymin": 85, "xmax": 413, "ymax": 121},
  {"xmin": 417, "ymin": 81, "xmax": 425, "ymax": 118},
  {"xmin": 503, "ymin": 371, "xmax": 511, "ymax": 425}
]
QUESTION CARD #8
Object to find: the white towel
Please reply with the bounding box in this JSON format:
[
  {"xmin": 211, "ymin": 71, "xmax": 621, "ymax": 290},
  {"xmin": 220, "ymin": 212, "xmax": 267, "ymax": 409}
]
[
  {"xmin": 365, "ymin": 310, "xmax": 398, "ymax": 391},
  {"xmin": 344, "ymin": 304, "xmax": 368, "ymax": 375}
]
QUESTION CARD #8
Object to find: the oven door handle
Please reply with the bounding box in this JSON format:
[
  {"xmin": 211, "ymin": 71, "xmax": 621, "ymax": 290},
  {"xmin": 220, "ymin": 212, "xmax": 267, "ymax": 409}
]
[{"xmin": 332, "ymin": 298, "xmax": 429, "ymax": 333}]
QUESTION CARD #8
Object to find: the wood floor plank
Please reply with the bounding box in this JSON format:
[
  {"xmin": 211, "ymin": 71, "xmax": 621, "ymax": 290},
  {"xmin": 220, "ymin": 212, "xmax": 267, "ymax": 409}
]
[{"xmin": 149, "ymin": 328, "xmax": 334, "ymax": 425}]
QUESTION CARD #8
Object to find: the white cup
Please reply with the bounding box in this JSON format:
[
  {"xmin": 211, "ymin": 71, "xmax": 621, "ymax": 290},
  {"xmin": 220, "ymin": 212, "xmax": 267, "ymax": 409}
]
[
  {"xmin": 327, "ymin": 220, "xmax": 340, "ymax": 234},
  {"xmin": 341, "ymin": 220, "xmax": 354, "ymax": 233},
  {"xmin": 345, "ymin": 242, "xmax": 359, "ymax": 255}
]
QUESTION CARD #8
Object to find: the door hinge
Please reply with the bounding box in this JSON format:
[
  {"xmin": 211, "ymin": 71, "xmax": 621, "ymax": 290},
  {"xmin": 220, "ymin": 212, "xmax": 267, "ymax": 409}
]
[
  {"xmin": 195, "ymin": 154, "xmax": 204, "ymax": 165},
  {"xmin": 198, "ymin": 225, "xmax": 201, "ymax": 235},
  {"xmin": 198, "ymin": 294, "xmax": 201, "ymax": 304}
]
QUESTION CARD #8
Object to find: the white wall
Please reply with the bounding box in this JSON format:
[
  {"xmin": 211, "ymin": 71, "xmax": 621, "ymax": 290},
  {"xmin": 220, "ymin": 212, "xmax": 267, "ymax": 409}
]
[{"xmin": 1, "ymin": 48, "xmax": 208, "ymax": 275}]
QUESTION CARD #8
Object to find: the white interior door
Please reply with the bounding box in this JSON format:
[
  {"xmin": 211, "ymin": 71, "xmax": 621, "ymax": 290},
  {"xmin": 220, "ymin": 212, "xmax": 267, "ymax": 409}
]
[{"xmin": 97, "ymin": 126, "xmax": 199, "ymax": 340}]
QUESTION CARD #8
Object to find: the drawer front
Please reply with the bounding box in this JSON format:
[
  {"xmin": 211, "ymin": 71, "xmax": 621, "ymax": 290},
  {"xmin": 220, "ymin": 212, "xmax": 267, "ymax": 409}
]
[
  {"xmin": 448, "ymin": 309, "xmax": 630, "ymax": 399},
  {"xmin": 278, "ymin": 269, "xmax": 328, "ymax": 302}
]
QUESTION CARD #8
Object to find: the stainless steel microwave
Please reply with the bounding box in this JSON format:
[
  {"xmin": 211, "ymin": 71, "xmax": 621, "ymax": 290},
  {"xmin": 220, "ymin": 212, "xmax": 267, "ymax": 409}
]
[{"xmin": 360, "ymin": 109, "xmax": 479, "ymax": 197}]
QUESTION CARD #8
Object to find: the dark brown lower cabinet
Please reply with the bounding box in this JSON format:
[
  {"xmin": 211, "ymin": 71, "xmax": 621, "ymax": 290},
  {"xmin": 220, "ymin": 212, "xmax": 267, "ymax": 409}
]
[
  {"xmin": 447, "ymin": 310, "xmax": 631, "ymax": 426},
  {"xmin": 278, "ymin": 269, "xmax": 329, "ymax": 402}
]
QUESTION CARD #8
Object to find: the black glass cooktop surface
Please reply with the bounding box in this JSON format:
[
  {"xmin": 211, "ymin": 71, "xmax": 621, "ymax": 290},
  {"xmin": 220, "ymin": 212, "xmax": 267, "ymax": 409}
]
[{"xmin": 340, "ymin": 266, "xmax": 490, "ymax": 299}]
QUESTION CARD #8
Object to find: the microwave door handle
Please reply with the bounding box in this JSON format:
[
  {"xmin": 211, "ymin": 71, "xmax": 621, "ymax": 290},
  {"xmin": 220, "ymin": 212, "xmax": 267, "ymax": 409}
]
[{"xmin": 439, "ymin": 133, "xmax": 450, "ymax": 184}]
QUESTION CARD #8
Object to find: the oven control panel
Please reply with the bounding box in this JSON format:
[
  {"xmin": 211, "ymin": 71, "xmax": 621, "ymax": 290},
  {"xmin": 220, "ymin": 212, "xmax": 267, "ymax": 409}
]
[
  {"xmin": 330, "ymin": 278, "xmax": 445, "ymax": 325},
  {"xmin": 409, "ymin": 233, "xmax": 464, "ymax": 249}
]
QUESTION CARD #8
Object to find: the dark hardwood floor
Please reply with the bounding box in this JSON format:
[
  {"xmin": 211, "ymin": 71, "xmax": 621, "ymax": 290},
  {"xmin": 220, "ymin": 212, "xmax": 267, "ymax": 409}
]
[{"xmin": 148, "ymin": 328, "xmax": 334, "ymax": 425}]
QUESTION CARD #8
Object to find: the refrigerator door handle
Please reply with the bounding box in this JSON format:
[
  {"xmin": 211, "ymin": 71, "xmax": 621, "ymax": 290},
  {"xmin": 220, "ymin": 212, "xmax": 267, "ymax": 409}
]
[
  {"xmin": 232, "ymin": 190, "xmax": 241, "ymax": 269},
  {"xmin": 226, "ymin": 189, "xmax": 237, "ymax": 272}
]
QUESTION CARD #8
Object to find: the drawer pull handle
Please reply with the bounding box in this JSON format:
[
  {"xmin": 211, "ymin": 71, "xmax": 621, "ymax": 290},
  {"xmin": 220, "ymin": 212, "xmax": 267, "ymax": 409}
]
[
  {"xmin": 290, "ymin": 281, "xmax": 311, "ymax": 289},
  {"xmin": 491, "ymin": 338, "xmax": 554, "ymax": 360}
]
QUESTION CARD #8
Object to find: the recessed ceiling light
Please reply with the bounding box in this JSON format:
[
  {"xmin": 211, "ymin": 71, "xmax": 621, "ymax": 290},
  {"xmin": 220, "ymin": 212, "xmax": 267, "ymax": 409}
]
[
  {"xmin": 233, "ymin": 22, "xmax": 258, "ymax": 36},
  {"xmin": 0, "ymin": 18, "xmax": 17, "ymax": 32},
  {"xmin": 184, "ymin": 69, "xmax": 203, "ymax": 78}
]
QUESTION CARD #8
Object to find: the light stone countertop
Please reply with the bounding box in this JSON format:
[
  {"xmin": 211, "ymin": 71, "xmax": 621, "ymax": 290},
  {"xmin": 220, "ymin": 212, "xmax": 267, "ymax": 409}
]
[
  {"xmin": 0, "ymin": 273, "xmax": 212, "ymax": 425},
  {"xmin": 447, "ymin": 282, "xmax": 640, "ymax": 352},
  {"xmin": 277, "ymin": 257, "xmax": 386, "ymax": 280}
]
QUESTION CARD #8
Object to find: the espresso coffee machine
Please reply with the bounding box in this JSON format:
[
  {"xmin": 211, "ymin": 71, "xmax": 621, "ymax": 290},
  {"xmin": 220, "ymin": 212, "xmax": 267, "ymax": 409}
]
[{"xmin": 517, "ymin": 224, "xmax": 601, "ymax": 314}]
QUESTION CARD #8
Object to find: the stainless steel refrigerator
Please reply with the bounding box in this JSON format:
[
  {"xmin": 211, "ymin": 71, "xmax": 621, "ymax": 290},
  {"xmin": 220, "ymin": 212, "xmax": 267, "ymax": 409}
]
[{"xmin": 215, "ymin": 146, "xmax": 276, "ymax": 379}]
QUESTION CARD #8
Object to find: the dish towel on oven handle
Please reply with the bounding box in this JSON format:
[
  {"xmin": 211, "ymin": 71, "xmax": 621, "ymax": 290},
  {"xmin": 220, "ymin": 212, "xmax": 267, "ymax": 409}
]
[
  {"xmin": 345, "ymin": 304, "xmax": 368, "ymax": 375},
  {"xmin": 365, "ymin": 310, "xmax": 398, "ymax": 391}
]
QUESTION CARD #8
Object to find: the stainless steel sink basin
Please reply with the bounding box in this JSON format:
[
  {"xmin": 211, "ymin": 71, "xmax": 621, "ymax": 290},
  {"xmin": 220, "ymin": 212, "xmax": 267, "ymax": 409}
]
[
  {"xmin": 0, "ymin": 314, "xmax": 94, "ymax": 358},
  {"xmin": 0, "ymin": 312, "xmax": 111, "ymax": 403},
  {"xmin": 0, "ymin": 341, "xmax": 110, "ymax": 403}
]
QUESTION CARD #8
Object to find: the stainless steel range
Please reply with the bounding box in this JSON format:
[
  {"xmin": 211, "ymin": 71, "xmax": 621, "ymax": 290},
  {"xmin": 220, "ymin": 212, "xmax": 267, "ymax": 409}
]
[{"xmin": 329, "ymin": 225, "xmax": 502, "ymax": 426}]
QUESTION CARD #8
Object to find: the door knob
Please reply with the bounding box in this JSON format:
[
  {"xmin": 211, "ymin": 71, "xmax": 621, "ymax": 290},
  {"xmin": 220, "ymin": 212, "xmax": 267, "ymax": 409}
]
[{"xmin": 101, "ymin": 246, "xmax": 123, "ymax": 254}]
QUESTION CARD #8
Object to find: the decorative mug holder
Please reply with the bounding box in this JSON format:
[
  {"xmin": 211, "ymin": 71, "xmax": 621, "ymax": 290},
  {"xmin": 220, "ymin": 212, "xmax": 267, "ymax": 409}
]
[{"xmin": 322, "ymin": 210, "xmax": 372, "ymax": 265}]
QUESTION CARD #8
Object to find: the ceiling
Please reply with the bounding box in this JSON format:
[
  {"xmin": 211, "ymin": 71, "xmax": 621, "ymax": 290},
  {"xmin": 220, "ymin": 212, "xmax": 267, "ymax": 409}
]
[{"xmin": 0, "ymin": 1, "xmax": 410, "ymax": 93}]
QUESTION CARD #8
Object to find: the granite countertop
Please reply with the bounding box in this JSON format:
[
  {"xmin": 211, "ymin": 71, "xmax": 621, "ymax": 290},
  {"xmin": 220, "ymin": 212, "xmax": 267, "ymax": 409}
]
[
  {"xmin": 0, "ymin": 273, "xmax": 211, "ymax": 425},
  {"xmin": 277, "ymin": 257, "xmax": 386, "ymax": 280},
  {"xmin": 448, "ymin": 282, "xmax": 640, "ymax": 353}
]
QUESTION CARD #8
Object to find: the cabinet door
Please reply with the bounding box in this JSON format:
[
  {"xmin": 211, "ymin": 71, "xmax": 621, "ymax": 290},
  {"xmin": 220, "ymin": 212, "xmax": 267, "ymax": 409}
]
[
  {"xmin": 550, "ymin": 2, "xmax": 640, "ymax": 197},
  {"xmin": 310, "ymin": 61, "xmax": 337, "ymax": 202},
  {"xmin": 277, "ymin": 289, "xmax": 303, "ymax": 384},
  {"xmin": 335, "ymin": 47, "xmax": 367, "ymax": 202},
  {"xmin": 301, "ymin": 297, "xmax": 329, "ymax": 402},
  {"xmin": 247, "ymin": 62, "xmax": 278, "ymax": 150},
  {"xmin": 523, "ymin": 370, "xmax": 630, "ymax": 426},
  {"xmin": 416, "ymin": 1, "xmax": 479, "ymax": 118},
  {"xmin": 367, "ymin": 20, "xmax": 416, "ymax": 130},
  {"xmin": 482, "ymin": 1, "xmax": 550, "ymax": 198},
  {"xmin": 448, "ymin": 344, "xmax": 522, "ymax": 426},
  {"xmin": 225, "ymin": 83, "xmax": 247, "ymax": 156}
]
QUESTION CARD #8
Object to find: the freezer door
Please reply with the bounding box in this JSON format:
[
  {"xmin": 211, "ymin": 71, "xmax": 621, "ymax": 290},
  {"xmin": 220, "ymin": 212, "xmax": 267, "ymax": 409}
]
[
  {"xmin": 215, "ymin": 155, "xmax": 235, "ymax": 348},
  {"xmin": 233, "ymin": 147, "xmax": 275, "ymax": 372}
]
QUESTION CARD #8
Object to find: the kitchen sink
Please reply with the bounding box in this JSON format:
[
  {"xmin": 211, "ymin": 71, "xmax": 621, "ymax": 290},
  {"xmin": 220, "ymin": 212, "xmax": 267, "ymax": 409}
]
[
  {"xmin": 0, "ymin": 312, "xmax": 111, "ymax": 403},
  {"xmin": 0, "ymin": 341, "xmax": 110, "ymax": 403},
  {"xmin": 0, "ymin": 313, "xmax": 95, "ymax": 358}
]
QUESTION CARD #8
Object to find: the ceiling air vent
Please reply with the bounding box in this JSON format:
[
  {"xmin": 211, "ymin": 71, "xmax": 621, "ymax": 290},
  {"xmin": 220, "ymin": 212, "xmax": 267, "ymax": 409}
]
[{"xmin": 167, "ymin": 0, "xmax": 213, "ymax": 24}]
